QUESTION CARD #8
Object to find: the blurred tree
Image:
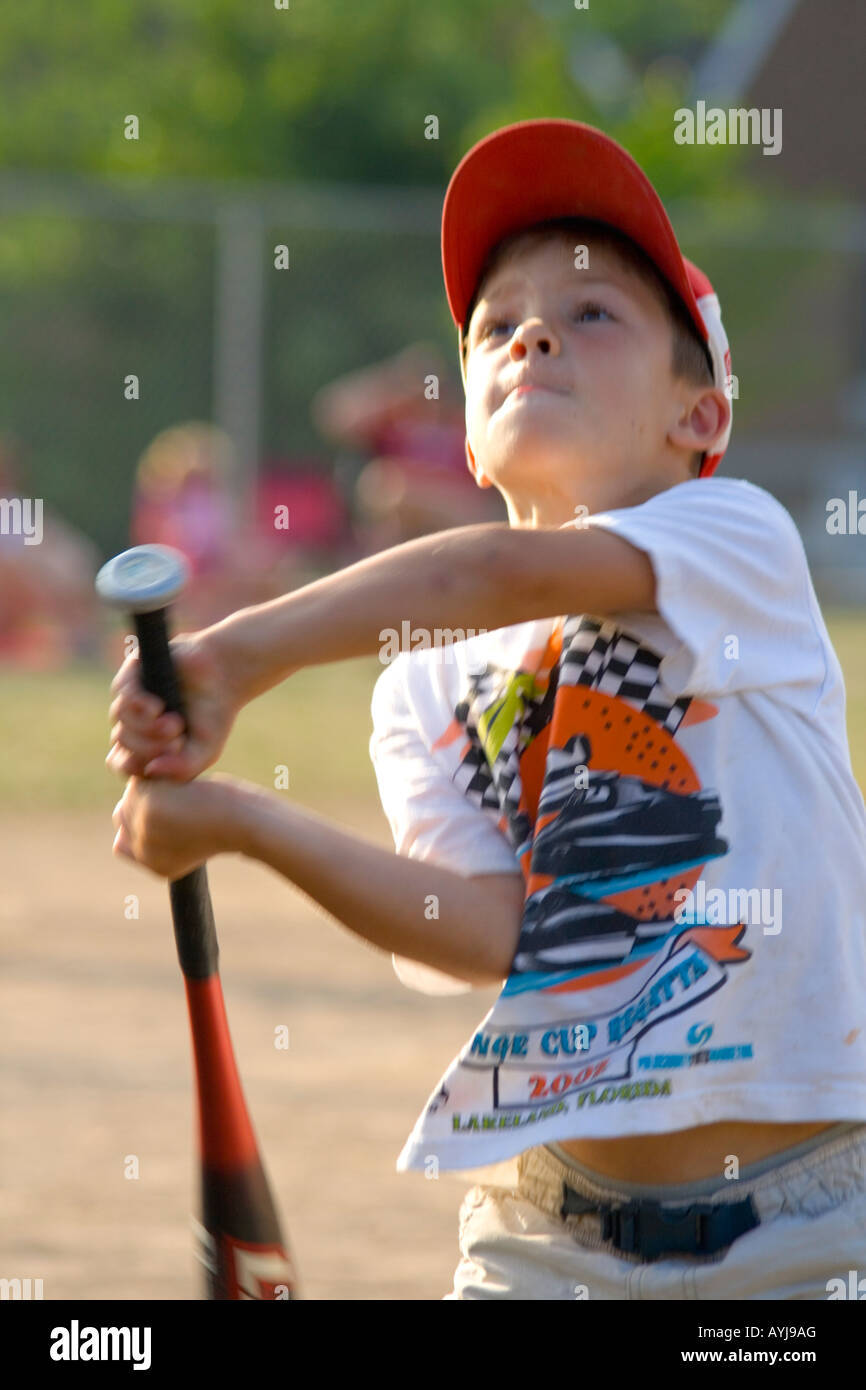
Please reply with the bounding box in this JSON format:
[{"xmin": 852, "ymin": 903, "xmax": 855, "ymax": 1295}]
[{"xmin": 0, "ymin": 0, "xmax": 739, "ymax": 193}]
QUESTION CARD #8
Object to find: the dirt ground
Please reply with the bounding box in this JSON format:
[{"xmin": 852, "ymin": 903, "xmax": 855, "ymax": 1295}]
[{"xmin": 0, "ymin": 807, "xmax": 502, "ymax": 1301}]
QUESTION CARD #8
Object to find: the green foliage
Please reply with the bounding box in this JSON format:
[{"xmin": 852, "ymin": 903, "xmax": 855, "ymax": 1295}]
[{"xmin": 1, "ymin": 0, "xmax": 738, "ymax": 188}]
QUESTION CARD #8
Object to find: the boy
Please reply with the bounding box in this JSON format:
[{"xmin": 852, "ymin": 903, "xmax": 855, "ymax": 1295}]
[{"xmin": 108, "ymin": 119, "xmax": 866, "ymax": 1299}]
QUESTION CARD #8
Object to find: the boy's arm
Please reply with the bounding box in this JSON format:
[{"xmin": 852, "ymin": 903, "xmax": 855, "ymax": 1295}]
[
  {"xmin": 113, "ymin": 775, "xmax": 526, "ymax": 986},
  {"xmin": 216, "ymin": 521, "xmax": 656, "ymax": 701},
  {"xmin": 109, "ymin": 521, "xmax": 655, "ymax": 780},
  {"xmin": 243, "ymin": 790, "xmax": 526, "ymax": 985}
]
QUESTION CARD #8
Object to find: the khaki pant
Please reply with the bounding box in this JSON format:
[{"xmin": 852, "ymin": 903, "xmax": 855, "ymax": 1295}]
[{"xmin": 445, "ymin": 1122, "xmax": 866, "ymax": 1300}]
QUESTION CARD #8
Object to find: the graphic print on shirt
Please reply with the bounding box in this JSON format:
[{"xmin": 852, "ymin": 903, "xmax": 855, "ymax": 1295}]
[{"xmin": 437, "ymin": 614, "xmax": 752, "ymax": 1116}]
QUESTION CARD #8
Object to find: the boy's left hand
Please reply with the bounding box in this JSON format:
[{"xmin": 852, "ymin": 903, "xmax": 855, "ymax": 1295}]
[{"xmin": 112, "ymin": 773, "xmax": 249, "ymax": 880}]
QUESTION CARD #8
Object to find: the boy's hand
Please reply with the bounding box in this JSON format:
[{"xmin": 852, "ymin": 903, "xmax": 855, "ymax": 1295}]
[
  {"xmin": 112, "ymin": 773, "xmax": 251, "ymax": 879},
  {"xmin": 106, "ymin": 629, "xmax": 242, "ymax": 781}
]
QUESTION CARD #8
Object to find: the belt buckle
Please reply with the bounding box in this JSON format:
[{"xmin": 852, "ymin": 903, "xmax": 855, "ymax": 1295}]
[{"xmin": 602, "ymin": 1197, "xmax": 714, "ymax": 1261}]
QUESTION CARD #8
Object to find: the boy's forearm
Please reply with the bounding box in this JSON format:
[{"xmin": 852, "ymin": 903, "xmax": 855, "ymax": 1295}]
[
  {"xmin": 212, "ymin": 522, "xmax": 545, "ymax": 700},
  {"xmin": 211, "ymin": 522, "xmax": 656, "ymax": 703},
  {"xmin": 232, "ymin": 783, "xmax": 520, "ymax": 985}
]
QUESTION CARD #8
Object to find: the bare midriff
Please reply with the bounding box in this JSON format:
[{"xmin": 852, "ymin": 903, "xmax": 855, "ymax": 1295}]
[{"xmin": 557, "ymin": 1120, "xmax": 836, "ymax": 1185}]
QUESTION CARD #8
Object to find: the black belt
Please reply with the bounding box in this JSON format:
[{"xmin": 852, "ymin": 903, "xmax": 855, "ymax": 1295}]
[{"xmin": 560, "ymin": 1182, "xmax": 760, "ymax": 1261}]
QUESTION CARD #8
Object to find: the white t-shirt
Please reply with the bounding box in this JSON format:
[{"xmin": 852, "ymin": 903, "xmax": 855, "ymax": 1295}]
[{"xmin": 369, "ymin": 477, "xmax": 866, "ymax": 1181}]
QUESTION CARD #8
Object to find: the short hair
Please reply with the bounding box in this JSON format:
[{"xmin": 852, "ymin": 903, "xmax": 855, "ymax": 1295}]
[{"xmin": 460, "ymin": 217, "xmax": 714, "ymax": 477}]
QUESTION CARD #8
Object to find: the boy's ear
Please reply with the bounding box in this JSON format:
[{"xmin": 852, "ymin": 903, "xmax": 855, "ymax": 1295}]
[
  {"xmin": 669, "ymin": 386, "xmax": 731, "ymax": 458},
  {"xmin": 465, "ymin": 439, "xmax": 492, "ymax": 488}
]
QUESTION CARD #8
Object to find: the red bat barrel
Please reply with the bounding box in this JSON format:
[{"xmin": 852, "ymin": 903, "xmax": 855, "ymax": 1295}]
[{"xmin": 185, "ymin": 974, "xmax": 298, "ymax": 1300}]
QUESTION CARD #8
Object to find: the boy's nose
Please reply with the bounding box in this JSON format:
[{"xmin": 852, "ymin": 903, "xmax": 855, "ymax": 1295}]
[{"xmin": 510, "ymin": 319, "xmax": 560, "ymax": 357}]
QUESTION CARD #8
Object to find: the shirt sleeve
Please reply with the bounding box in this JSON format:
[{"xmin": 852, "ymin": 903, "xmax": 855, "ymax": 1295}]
[
  {"xmin": 582, "ymin": 478, "xmax": 826, "ymax": 705},
  {"xmin": 369, "ymin": 652, "xmax": 521, "ymax": 994}
]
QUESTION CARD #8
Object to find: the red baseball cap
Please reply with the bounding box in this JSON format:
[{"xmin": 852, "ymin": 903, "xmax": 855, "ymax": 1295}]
[{"xmin": 442, "ymin": 118, "xmax": 732, "ymax": 477}]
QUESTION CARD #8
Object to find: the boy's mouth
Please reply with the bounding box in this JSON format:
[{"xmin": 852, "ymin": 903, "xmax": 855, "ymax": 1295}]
[{"xmin": 504, "ymin": 383, "xmax": 567, "ymax": 405}]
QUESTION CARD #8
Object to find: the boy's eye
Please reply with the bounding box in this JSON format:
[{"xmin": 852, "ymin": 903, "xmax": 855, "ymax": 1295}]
[
  {"xmin": 478, "ymin": 318, "xmax": 512, "ymax": 341},
  {"xmin": 572, "ymin": 302, "xmax": 612, "ymax": 323},
  {"xmin": 478, "ymin": 302, "xmax": 612, "ymax": 341}
]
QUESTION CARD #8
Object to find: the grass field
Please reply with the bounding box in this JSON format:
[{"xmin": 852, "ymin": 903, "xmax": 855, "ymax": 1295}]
[{"xmin": 0, "ymin": 652, "xmax": 388, "ymax": 815}]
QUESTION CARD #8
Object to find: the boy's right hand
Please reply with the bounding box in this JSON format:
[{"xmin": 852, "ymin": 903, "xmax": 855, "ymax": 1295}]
[{"xmin": 106, "ymin": 630, "xmax": 242, "ymax": 782}]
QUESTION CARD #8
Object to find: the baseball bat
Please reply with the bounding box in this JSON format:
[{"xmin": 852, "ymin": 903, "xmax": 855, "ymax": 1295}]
[{"xmin": 97, "ymin": 544, "xmax": 299, "ymax": 1301}]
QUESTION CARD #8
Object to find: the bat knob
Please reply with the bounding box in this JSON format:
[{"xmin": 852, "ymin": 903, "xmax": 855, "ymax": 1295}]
[{"xmin": 96, "ymin": 544, "xmax": 190, "ymax": 614}]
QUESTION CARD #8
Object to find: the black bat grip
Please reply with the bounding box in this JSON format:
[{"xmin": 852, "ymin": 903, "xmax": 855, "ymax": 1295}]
[
  {"xmin": 133, "ymin": 607, "xmax": 219, "ymax": 980},
  {"xmin": 135, "ymin": 609, "xmax": 187, "ymax": 722}
]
